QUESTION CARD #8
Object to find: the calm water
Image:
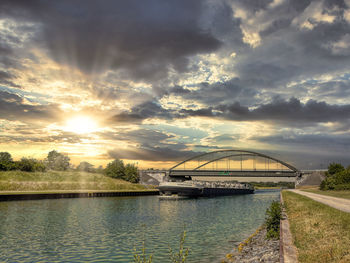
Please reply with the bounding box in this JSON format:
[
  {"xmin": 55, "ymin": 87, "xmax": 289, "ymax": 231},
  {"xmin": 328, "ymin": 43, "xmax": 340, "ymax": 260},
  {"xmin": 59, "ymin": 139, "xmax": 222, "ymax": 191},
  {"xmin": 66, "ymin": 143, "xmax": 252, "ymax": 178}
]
[{"xmin": 0, "ymin": 190, "xmax": 279, "ymax": 263}]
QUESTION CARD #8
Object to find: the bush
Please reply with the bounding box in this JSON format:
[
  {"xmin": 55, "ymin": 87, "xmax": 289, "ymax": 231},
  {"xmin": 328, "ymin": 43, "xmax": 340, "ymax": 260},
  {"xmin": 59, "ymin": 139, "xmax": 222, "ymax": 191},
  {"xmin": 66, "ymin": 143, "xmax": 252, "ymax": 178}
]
[
  {"xmin": 320, "ymin": 163, "xmax": 350, "ymax": 190},
  {"xmin": 105, "ymin": 159, "xmax": 139, "ymax": 183},
  {"xmin": 326, "ymin": 163, "xmax": 345, "ymax": 177},
  {"xmin": 125, "ymin": 163, "xmax": 139, "ymax": 183},
  {"xmin": 333, "ymin": 183, "xmax": 350, "ymax": 190},
  {"xmin": 16, "ymin": 158, "xmax": 46, "ymax": 172},
  {"xmin": 265, "ymin": 201, "xmax": 282, "ymax": 239},
  {"xmin": 105, "ymin": 159, "xmax": 125, "ymax": 179}
]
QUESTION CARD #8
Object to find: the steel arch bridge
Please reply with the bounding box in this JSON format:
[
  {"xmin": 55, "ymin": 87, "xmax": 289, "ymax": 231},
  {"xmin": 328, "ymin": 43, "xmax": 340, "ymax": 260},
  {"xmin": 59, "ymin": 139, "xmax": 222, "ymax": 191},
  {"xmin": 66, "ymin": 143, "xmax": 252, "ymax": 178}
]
[{"xmin": 168, "ymin": 150, "xmax": 301, "ymax": 179}]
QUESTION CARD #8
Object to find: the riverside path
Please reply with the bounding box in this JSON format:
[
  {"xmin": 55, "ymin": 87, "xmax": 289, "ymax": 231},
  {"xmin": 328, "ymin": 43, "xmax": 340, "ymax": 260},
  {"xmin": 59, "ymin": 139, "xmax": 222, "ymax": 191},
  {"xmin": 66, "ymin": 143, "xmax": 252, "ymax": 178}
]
[{"xmin": 289, "ymin": 189, "xmax": 350, "ymax": 213}]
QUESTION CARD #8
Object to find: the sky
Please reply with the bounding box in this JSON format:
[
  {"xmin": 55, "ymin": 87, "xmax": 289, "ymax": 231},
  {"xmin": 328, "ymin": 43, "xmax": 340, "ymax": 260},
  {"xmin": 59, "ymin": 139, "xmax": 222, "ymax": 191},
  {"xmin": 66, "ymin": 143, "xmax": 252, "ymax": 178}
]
[{"xmin": 0, "ymin": 0, "xmax": 350, "ymax": 170}]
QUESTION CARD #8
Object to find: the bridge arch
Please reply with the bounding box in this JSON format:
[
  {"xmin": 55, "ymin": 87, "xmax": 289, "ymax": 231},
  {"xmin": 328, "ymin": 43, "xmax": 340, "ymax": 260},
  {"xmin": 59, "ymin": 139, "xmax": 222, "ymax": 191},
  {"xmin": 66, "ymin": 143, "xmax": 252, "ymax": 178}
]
[{"xmin": 169, "ymin": 150, "xmax": 300, "ymax": 178}]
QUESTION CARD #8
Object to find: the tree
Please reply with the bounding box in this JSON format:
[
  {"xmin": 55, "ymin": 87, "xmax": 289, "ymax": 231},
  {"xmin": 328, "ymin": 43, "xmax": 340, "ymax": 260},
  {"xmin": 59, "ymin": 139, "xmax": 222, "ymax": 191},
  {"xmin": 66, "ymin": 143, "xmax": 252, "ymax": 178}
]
[
  {"xmin": 0, "ymin": 152, "xmax": 14, "ymax": 171},
  {"xmin": 320, "ymin": 163, "xmax": 350, "ymax": 190},
  {"xmin": 45, "ymin": 150, "xmax": 70, "ymax": 171},
  {"xmin": 125, "ymin": 163, "xmax": 139, "ymax": 183},
  {"xmin": 76, "ymin": 161, "xmax": 94, "ymax": 172},
  {"xmin": 326, "ymin": 163, "xmax": 344, "ymax": 176},
  {"xmin": 104, "ymin": 159, "xmax": 125, "ymax": 179},
  {"xmin": 17, "ymin": 158, "xmax": 46, "ymax": 172}
]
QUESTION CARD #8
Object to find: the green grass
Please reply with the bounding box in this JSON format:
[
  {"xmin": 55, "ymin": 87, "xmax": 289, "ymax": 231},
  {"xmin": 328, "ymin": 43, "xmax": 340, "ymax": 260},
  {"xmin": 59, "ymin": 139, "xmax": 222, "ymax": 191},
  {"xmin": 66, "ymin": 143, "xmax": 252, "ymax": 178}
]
[
  {"xmin": 254, "ymin": 186, "xmax": 283, "ymax": 189},
  {"xmin": 302, "ymin": 189, "xmax": 350, "ymax": 200},
  {"xmin": 282, "ymin": 191, "xmax": 350, "ymax": 263},
  {"xmin": 0, "ymin": 170, "xmax": 150, "ymax": 192}
]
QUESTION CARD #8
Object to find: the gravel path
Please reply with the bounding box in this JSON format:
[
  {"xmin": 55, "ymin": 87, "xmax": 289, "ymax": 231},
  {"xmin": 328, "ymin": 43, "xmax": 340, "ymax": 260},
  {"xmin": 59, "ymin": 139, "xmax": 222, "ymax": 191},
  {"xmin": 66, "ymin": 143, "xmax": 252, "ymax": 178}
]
[{"xmin": 290, "ymin": 189, "xmax": 350, "ymax": 213}]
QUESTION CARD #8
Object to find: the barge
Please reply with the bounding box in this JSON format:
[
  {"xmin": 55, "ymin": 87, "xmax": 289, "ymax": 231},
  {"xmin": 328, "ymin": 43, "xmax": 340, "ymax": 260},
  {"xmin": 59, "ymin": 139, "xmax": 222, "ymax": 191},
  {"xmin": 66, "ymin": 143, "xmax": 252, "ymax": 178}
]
[{"xmin": 158, "ymin": 180, "xmax": 254, "ymax": 198}]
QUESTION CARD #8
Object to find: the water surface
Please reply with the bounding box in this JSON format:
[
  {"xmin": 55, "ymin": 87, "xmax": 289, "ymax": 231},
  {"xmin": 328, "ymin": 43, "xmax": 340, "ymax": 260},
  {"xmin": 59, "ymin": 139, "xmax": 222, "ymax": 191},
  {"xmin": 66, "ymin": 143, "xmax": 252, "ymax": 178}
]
[{"xmin": 0, "ymin": 190, "xmax": 279, "ymax": 262}]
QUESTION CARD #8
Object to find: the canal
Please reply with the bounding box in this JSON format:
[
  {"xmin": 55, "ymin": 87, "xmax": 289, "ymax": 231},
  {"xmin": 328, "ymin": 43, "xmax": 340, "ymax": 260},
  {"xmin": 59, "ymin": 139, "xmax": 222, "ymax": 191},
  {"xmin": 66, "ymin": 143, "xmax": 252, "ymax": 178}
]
[{"xmin": 0, "ymin": 190, "xmax": 279, "ymax": 262}]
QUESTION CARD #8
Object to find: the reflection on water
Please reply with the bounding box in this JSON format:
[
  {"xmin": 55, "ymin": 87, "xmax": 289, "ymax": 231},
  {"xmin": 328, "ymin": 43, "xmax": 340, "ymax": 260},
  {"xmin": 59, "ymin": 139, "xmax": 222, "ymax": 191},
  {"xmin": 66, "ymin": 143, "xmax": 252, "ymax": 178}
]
[{"xmin": 0, "ymin": 190, "xmax": 279, "ymax": 263}]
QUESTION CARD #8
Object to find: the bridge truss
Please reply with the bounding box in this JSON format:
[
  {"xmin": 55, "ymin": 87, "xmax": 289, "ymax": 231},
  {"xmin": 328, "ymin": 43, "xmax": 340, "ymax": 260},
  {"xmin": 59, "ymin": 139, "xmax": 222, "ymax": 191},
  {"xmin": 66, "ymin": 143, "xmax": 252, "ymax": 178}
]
[{"xmin": 169, "ymin": 150, "xmax": 301, "ymax": 178}]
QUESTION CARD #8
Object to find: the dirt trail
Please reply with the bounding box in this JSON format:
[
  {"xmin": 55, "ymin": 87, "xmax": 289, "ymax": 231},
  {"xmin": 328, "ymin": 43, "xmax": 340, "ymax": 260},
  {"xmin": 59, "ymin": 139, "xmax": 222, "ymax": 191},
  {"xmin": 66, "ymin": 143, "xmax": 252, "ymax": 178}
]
[{"xmin": 289, "ymin": 189, "xmax": 350, "ymax": 213}]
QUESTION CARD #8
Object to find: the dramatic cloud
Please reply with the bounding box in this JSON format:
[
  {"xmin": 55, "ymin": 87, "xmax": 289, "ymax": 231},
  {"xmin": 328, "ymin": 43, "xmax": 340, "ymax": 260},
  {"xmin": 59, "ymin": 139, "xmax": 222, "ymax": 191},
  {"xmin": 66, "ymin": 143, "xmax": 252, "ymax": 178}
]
[
  {"xmin": 0, "ymin": 0, "xmax": 222, "ymax": 80},
  {"xmin": 114, "ymin": 97, "xmax": 350, "ymax": 126},
  {"xmin": 219, "ymin": 97, "xmax": 350, "ymax": 124},
  {"xmin": 1, "ymin": 0, "xmax": 350, "ymax": 168},
  {"xmin": 105, "ymin": 128, "xmax": 200, "ymax": 161},
  {"xmin": 108, "ymin": 146, "xmax": 198, "ymax": 162},
  {"xmin": 0, "ymin": 90, "xmax": 59, "ymax": 122},
  {"xmin": 110, "ymin": 100, "xmax": 172, "ymax": 123}
]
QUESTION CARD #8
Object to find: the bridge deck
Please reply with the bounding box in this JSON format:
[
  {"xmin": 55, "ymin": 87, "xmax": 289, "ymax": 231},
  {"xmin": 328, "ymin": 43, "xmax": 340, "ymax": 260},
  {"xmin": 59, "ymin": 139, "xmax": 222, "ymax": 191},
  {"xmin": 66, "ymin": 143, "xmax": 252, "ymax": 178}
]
[{"xmin": 169, "ymin": 170, "xmax": 297, "ymax": 177}]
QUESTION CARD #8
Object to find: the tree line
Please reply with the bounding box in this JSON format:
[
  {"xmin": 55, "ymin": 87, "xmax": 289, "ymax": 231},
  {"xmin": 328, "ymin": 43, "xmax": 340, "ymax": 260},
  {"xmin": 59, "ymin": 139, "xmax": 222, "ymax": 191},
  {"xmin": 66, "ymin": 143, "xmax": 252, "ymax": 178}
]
[{"xmin": 0, "ymin": 151, "xmax": 139, "ymax": 183}]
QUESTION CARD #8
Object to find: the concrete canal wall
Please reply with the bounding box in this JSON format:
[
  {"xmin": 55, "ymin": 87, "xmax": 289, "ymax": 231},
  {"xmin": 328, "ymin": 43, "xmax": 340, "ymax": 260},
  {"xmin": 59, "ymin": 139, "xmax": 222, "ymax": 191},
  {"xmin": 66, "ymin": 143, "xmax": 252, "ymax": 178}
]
[
  {"xmin": 0, "ymin": 190, "xmax": 159, "ymax": 202},
  {"xmin": 280, "ymin": 192, "xmax": 298, "ymax": 263}
]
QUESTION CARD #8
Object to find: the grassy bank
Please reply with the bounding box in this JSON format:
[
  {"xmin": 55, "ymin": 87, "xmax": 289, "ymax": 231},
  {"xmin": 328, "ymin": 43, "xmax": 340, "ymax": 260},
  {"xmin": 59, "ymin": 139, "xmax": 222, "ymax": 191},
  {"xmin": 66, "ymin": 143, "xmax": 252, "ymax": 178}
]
[
  {"xmin": 0, "ymin": 170, "xmax": 149, "ymax": 191},
  {"xmin": 254, "ymin": 186, "xmax": 282, "ymax": 190},
  {"xmin": 282, "ymin": 191, "xmax": 350, "ymax": 263},
  {"xmin": 302, "ymin": 189, "xmax": 350, "ymax": 200}
]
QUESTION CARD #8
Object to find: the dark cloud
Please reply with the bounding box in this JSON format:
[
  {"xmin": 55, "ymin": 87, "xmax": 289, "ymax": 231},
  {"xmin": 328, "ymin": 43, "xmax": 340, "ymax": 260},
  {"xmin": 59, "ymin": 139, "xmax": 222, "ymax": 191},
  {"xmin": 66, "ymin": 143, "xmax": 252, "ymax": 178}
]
[
  {"xmin": 165, "ymin": 79, "xmax": 259, "ymax": 107},
  {"xmin": 0, "ymin": 133, "xmax": 83, "ymax": 144},
  {"xmin": 177, "ymin": 97, "xmax": 350, "ymax": 125},
  {"xmin": 251, "ymin": 133, "xmax": 350, "ymax": 168},
  {"xmin": 229, "ymin": 0, "xmax": 350, "ymax": 93},
  {"xmin": 109, "ymin": 100, "xmax": 172, "ymax": 123},
  {"xmin": 1, "ymin": 0, "xmax": 350, "ymax": 167},
  {"xmin": 105, "ymin": 128, "xmax": 199, "ymax": 161},
  {"xmin": 234, "ymin": 0, "xmax": 275, "ymax": 13},
  {"xmin": 220, "ymin": 97, "xmax": 350, "ymax": 124},
  {"xmin": 169, "ymin": 85, "xmax": 191, "ymax": 95},
  {"xmin": 0, "ymin": 71, "xmax": 13, "ymax": 81},
  {"xmin": 298, "ymin": 78, "xmax": 350, "ymax": 100},
  {"xmin": 253, "ymin": 133, "xmax": 350, "ymax": 149},
  {"xmin": 109, "ymin": 96, "xmax": 350, "ymax": 126},
  {"xmin": 0, "ymin": 90, "xmax": 59, "ymax": 122},
  {"xmin": 259, "ymin": 18, "xmax": 292, "ymax": 37},
  {"xmin": 210, "ymin": 134, "xmax": 239, "ymax": 143},
  {"xmin": 108, "ymin": 146, "xmax": 198, "ymax": 162},
  {"xmin": 0, "ymin": 71, "xmax": 20, "ymax": 88},
  {"xmin": 100, "ymin": 129, "xmax": 174, "ymax": 146},
  {"xmin": 1, "ymin": 0, "xmax": 221, "ymax": 80}
]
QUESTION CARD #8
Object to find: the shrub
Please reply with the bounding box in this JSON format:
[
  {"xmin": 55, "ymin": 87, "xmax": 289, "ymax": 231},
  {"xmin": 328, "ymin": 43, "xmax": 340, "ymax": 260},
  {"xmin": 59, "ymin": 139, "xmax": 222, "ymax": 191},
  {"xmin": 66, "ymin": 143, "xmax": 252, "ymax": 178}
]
[
  {"xmin": 16, "ymin": 158, "xmax": 46, "ymax": 172},
  {"xmin": 265, "ymin": 200, "xmax": 282, "ymax": 239},
  {"xmin": 105, "ymin": 159, "xmax": 125, "ymax": 179},
  {"xmin": 320, "ymin": 163, "xmax": 350, "ymax": 190},
  {"xmin": 105, "ymin": 159, "xmax": 139, "ymax": 183},
  {"xmin": 125, "ymin": 163, "xmax": 139, "ymax": 183},
  {"xmin": 326, "ymin": 163, "xmax": 345, "ymax": 177},
  {"xmin": 334, "ymin": 183, "xmax": 350, "ymax": 190}
]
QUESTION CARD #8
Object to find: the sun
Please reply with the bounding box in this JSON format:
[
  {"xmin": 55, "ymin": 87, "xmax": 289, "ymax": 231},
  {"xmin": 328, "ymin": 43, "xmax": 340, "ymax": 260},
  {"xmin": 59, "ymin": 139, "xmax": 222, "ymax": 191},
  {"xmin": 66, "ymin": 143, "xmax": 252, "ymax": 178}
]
[{"xmin": 64, "ymin": 116, "xmax": 98, "ymax": 134}]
